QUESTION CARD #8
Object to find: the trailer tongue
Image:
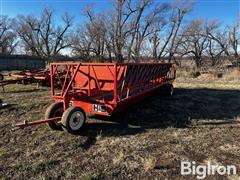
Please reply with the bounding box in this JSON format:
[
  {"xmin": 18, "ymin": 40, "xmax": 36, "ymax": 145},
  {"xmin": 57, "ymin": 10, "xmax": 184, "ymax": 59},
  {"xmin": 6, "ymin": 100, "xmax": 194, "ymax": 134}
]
[
  {"xmin": 12, "ymin": 117, "xmax": 61, "ymax": 131},
  {"xmin": 13, "ymin": 62, "xmax": 176, "ymax": 134}
]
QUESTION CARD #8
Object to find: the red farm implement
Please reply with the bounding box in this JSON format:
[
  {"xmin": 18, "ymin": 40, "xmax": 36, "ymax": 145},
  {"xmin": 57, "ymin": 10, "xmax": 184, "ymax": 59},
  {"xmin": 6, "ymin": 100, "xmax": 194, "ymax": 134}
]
[
  {"xmin": 0, "ymin": 69, "xmax": 53, "ymax": 91},
  {"xmin": 9, "ymin": 69, "xmax": 51, "ymax": 85},
  {"xmin": 14, "ymin": 62, "xmax": 176, "ymax": 134}
]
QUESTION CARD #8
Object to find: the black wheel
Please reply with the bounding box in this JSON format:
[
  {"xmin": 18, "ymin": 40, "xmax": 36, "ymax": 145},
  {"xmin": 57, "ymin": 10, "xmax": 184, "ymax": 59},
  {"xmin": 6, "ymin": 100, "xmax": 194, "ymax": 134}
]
[
  {"xmin": 162, "ymin": 84, "xmax": 174, "ymax": 96},
  {"xmin": 21, "ymin": 79, "xmax": 27, "ymax": 85},
  {"xmin": 61, "ymin": 106, "xmax": 86, "ymax": 134},
  {"xmin": 0, "ymin": 73, "xmax": 3, "ymax": 81},
  {"xmin": 45, "ymin": 102, "xmax": 64, "ymax": 131}
]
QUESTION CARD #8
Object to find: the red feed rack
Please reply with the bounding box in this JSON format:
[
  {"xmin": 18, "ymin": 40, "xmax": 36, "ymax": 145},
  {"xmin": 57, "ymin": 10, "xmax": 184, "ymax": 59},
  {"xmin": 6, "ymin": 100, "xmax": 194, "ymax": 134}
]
[
  {"xmin": 13, "ymin": 62, "xmax": 176, "ymax": 133},
  {"xmin": 50, "ymin": 62, "xmax": 176, "ymax": 116}
]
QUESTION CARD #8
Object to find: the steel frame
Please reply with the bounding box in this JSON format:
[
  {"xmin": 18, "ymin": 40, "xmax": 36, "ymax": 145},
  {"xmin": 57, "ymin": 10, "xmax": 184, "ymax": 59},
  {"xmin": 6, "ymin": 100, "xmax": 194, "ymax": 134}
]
[
  {"xmin": 50, "ymin": 62, "xmax": 176, "ymax": 116},
  {"xmin": 12, "ymin": 62, "xmax": 176, "ymax": 130}
]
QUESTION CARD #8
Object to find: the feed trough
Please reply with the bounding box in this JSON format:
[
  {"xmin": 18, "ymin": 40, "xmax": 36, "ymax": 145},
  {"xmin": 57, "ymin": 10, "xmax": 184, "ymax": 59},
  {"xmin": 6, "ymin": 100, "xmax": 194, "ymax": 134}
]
[{"xmin": 14, "ymin": 62, "xmax": 176, "ymax": 134}]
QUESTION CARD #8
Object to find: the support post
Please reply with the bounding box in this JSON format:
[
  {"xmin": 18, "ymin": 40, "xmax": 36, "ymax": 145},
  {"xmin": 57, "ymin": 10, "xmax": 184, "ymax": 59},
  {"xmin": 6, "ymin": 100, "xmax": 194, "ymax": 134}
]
[{"xmin": 114, "ymin": 63, "xmax": 117, "ymax": 105}]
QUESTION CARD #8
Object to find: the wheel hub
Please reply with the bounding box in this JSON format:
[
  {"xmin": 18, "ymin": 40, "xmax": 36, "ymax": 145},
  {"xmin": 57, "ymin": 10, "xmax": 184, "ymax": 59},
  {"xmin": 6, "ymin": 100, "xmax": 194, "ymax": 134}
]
[{"xmin": 69, "ymin": 111, "xmax": 84, "ymax": 130}]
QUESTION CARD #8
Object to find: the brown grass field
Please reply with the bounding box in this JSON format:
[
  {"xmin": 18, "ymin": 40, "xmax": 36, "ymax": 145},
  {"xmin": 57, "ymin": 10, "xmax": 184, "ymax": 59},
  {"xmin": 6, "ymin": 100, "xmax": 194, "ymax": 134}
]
[{"xmin": 0, "ymin": 71, "xmax": 240, "ymax": 179}]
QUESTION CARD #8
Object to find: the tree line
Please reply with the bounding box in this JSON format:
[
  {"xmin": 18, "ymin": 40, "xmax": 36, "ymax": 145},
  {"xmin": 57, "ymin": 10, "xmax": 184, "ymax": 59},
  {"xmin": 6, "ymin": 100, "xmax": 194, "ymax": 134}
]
[{"xmin": 0, "ymin": 0, "xmax": 239, "ymax": 68}]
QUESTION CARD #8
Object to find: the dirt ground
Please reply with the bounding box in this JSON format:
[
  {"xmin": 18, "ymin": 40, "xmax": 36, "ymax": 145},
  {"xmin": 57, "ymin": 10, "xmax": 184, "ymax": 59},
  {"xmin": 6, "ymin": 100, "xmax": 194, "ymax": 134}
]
[{"xmin": 0, "ymin": 75, "xmax": 240, "ymax": 179}]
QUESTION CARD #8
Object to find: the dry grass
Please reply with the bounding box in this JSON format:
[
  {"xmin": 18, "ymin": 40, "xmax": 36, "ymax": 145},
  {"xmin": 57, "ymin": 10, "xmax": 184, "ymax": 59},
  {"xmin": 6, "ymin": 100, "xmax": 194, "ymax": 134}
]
[
  {"xmin": 142, "ymin": 156, "xmax": 157, "ymax": 172},
  {"xmin": 176, "ymin": 68, "xmax": 240, "ymax": 90},
  {"xmin": 0, "ymin": 71, "xmax": 240, "ymax": 179}
]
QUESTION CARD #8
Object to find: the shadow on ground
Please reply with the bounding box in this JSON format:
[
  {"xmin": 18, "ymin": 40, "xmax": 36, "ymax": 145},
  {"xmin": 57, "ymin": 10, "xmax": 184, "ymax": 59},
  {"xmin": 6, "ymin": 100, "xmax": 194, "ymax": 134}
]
[{"xmin": 78, "ymin": 88, "xmax": 240, "ymax": 149}]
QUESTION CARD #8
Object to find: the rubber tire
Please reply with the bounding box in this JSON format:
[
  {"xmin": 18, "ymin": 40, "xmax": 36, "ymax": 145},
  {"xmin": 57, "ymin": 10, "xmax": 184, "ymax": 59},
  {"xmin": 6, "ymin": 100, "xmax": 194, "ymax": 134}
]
[
  {"xmin": 163, "ymin": 84, "xmax": 174, "ymax": 96},
  {"xmin": 21, "ymin": 79, "xmax": 27, "ymax": 85},
  {"xmin": 61, "ymin": 106, "xmax": 86, "ymax": 135},
  {"xmin": 45, "ymin": 102, "xmax": 64, "ymax": 131},
  {"xmin": 0, "ymin": 73, "xmax": 3, "ymax": 81}
]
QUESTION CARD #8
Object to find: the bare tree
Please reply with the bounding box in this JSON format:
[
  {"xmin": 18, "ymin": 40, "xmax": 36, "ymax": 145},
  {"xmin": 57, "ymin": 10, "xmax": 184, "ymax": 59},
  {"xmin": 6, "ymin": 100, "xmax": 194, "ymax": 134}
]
[
  {"xmin": 206, "ymin": 28, "xmax": 230, "ymax": 59},
  {"xmin": 157, "ymin": 0, "xmax": 193, "ymax": 61},
  {"xmin": 207, "ymin": 38, "xmax": 225, "ymax": 66},
  {"xmin": 70, "ymin": 0, "xmax": 191, "ymax": 62},
  {"xmin": 149, "ymin": 25, "xmax": 162, "ymax": 60},
  {"xmin": 125, "ymin": 0, "xmax": 152, "ymax": 61},
  {"xmin": 0, "ymin": 16, "xmax": 18, "ymax": 54},
  {"xmin": 129, "ymin": 2, "xmax": 170, "ymax": 61},
  {"xmin": 205, "ymin": 19, "xmax": 240, "ymax": 66},
  {"xmin": 70, "ymin": 25, "xmax": 93, "ymax": 58},
  {"xmin": 71, "ymin": 6, "xmax": 108, "ymax": 61},
  {"xmin": 14, "ymin": 8, "xmax": 73, "ymax": 57},
  {"xmin": 167, "ymin": 0, "xmax": 193, "ymax": 62},
  {"xmin": 228, "ymin": 19, "xmax": 240, "ymax": 65},
  {"xmin": 179, "ymin": 19, "xmax": 209, "ymax": 68},
  {"xmin": 6, "ymin": 0, "xmax": 236, "ymax": 66},
  {"xmin": 203, "ymin": 21, "xmax": 225, "ymax": 66}
]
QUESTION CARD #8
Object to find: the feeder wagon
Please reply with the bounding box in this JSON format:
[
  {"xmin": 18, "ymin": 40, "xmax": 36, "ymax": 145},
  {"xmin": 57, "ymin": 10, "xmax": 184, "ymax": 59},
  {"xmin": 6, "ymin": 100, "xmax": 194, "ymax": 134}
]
[{"xmin": 14, "ymin": 62, "xmax": 176, "ymax": 134}]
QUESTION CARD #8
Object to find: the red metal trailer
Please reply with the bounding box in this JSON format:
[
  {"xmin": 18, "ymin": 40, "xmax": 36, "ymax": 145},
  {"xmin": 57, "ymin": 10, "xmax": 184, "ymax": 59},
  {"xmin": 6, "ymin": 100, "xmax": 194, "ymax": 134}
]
[{"xmin": 14, "ymin": 62, "xmax": 176, "ymax": 134}]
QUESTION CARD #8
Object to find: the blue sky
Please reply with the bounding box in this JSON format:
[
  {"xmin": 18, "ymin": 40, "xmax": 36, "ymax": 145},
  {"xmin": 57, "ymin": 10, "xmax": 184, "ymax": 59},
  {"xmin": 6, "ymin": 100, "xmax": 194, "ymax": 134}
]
[{"xmin": 1, "ymin": 0, "xmax": 239, "ymax": 26}]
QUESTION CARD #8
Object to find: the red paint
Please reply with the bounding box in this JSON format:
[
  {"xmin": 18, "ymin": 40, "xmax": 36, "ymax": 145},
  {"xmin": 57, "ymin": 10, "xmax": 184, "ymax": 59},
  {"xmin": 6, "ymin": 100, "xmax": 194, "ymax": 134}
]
[{"xmin": 50, "ymin": 62, "xmax": 176, "ymax": 116}]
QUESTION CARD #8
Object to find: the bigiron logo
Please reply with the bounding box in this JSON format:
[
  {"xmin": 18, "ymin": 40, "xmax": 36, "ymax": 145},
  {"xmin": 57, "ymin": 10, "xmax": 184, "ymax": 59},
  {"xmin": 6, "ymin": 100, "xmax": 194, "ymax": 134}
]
[{"xmin": 181, "ymin": 161, "xmax": 237, "ymax": 179}]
